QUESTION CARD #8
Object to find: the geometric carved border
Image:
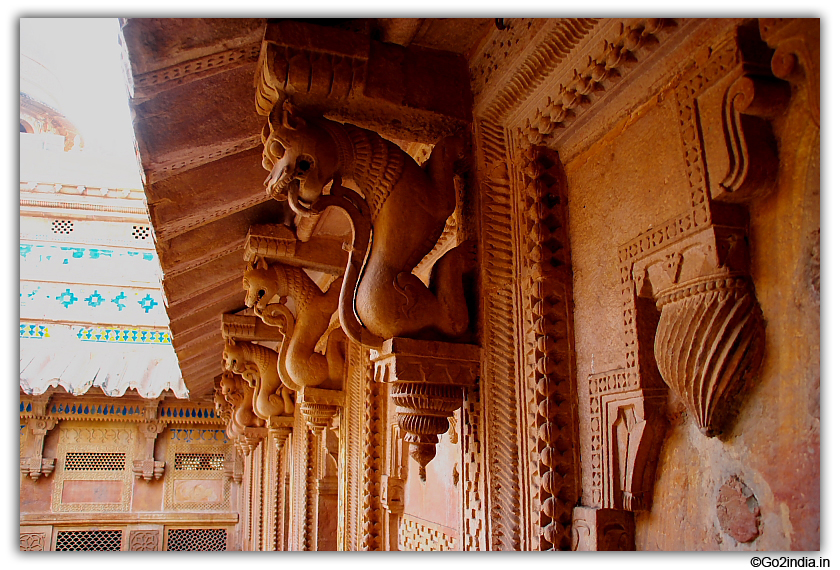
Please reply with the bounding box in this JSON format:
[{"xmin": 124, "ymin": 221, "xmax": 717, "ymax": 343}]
[
  {"xmin": 398, "ymin": 514, "xmax": 459, "ymax": 551},
  {"xmin": 52, "ymin": 423, "xmax": 135, "ymax": 513},
  {"xmin": 164, "ymin": 429, "xmax": 232, "ymax": 511}
]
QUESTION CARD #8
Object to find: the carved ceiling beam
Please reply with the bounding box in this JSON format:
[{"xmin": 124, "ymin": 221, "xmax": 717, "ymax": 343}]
[
  {"xmin": 256, "ymin": 20, "xmax": 473, "ymax": 143},
  {"xmin": 131, "ymin": 42, "xmax": 263, "ymax": 104},
  {"xmin": 144, "ymin": 134, "xmax": 264, "ymax": 185}
]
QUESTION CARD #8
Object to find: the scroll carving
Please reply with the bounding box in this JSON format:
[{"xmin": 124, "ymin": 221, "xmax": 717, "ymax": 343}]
[
  {"xmin": 517, "ymin": 145, "xmax": 580, "ymax": 549},
  {"xmin": 217, "ymin": 370, "xmax": 266, "ymax": 456},
  {"xmin": 676, "ymin": 21, "xmax": 790, "ymax": 208},
  {"xmin": 759, "ymin": 18, "xmax": 819, "ymax": 127}
]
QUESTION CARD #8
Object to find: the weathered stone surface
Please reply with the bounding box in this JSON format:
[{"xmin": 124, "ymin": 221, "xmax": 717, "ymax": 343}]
[{"xmin": 717, "ymin": 476, "xmax": 761, "ymax": 543}]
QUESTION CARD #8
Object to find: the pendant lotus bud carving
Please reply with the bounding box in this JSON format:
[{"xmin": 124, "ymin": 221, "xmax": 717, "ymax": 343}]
[{"xmin": 654, "ymin": 275, "xmax": 765, "ymax": 436}]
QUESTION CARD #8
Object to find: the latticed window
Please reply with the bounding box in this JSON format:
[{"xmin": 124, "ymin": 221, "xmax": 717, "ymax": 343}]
[
  {"xmin": 65, "ymin": 452, "xmax": 126, "ymax": 471},
  {"xmin": 51, "ymin": 219, "xmax": 74, "ymax": 234},
  {"xmin": 174, "ymin": 453, "xmax": 224, "ymax": 471},
  {"xmin": 166, "ymin": 528, "xmax": 226, "ymax": 551},
  {"xmin": 131, "ymin": 225, "xmax": 151, "ymax": 239},
  {"xmin": 54, "ymin": 530, "xmax": 122, "ymax": 551}
]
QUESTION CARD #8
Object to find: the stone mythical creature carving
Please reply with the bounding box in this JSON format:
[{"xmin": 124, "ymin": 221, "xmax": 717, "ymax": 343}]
[
  {"xmin": 243, "ymin": 257, "xmax": 346, "ymax": 391},
  {"xmin": 217, "ymin": 370, "xmax": 263, "ymax": 437},
  {"xmin": 262, "ymin": 99, "xmax": 475, "ymax": 346},
  {"xmin": 222, "ymin": 339, "xmax": 295, "ymax": 418}
]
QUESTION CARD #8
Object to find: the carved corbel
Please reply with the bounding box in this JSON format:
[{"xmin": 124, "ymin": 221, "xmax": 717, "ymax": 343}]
[
  {"xmin": 244, "ymin": 223, "xmax": 347, "ymax": 274},
  {"xmin": 759, "ymin": 18, "xmax": 819, "ymax": 127},
  {"xmin": 679, "ymin": 21, "xmax": 791, "ymax": 204},
  {"xmin": 572, "ymin": 507, "xmax": 635, "ymax": 551},
  {"xmin": 20, "ymin": 417, "xmax": 57, "ymax": 481},
  {"xmin": 224, "ymin": 452, "xmax": 245, "ymax": 485},
  {"xmin": 133, "ymin": 421, "xmax": 166, "ymax": 481},
  {"xmin": 299, "ymin": 387, "xmax": 344, "ymax": 434},
  {"xmin": 632, "ymin": 211, "xmax": 765, "ymax": 437},
  {"xmin": 371, "ymin": 338, "xmax": 480, "ymax": 481}
]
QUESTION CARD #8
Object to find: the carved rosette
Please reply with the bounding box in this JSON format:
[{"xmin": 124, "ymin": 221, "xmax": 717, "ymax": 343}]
[
  {"xmin": 372, "ymin": 338, "xmax": 480, "ymax": 482},
  {"xmin": 654, "ymin": 274, "xmax": 765, "ymax": 436}
]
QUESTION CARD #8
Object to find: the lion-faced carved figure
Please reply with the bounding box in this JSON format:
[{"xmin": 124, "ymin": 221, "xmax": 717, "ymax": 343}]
[
  {"xmin": 222, "ymin": 339, "xmax": 295, "ymax": 418},
  {"xmin": 262, "ymin": 99, "xmax": 475, "ymax": 346},
  {"xmin": 243, "ymin": 256, "xmax": 346, "ymax": 391},
  {"xmin": 218, "ymin": 370, "xmax": 262, "ymax": 437}
]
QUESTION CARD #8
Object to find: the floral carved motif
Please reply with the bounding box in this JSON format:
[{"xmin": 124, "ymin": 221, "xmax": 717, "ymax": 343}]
[
  {"xmin": 129, "ymin": 530, "xmax": 160, "ymax": 551},
  {"xmin": 20, "ymin": 532, "xmax": 47, "ymax": 551}
]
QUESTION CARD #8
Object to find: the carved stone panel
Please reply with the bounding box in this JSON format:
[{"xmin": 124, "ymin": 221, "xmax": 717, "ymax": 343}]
[{"xmin": 129, "ymin": 529, "xmax": 161, "ymax": 551}]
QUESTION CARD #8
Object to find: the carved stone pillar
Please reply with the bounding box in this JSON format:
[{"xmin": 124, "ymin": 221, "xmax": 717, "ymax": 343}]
[
  {"xmin": 371, "ymin": 338, "xmax": 480, "ymax": 481},
  {"xmin": 133, "ymin": 420, "xmax": 166, "ymax": 481},
  {"xmin": 298, "ymin": 389, "xmax": 341, "ymax": 551},
  {"xmin": 267, "ymin": 419, "xmax": 293, "ymax": 551}
]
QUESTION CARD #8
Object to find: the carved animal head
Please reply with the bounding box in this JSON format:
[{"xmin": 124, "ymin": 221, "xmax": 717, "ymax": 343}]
[
  {"xmin": 262, "ymin": 99, "xmax": 339, "ymax": 209},
  {"xmin": 222, "ymin": 340, "xmax": 247, "ymax": 376},
  {"xmin": 243, "ymin": 257, "xmax": 281, "ymax": 313}
]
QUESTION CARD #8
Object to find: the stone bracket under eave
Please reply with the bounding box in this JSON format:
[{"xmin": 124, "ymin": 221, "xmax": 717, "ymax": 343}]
[
  {"xmin": 256, "ymin": 20, "xmax": 473, "ymax": 143},
  {"xmin": 244, "ymin": 223, "xmax": 347, "ymax": 276},
  {"xmin": 371, "ymin": 337, "xmax": 480, "ymax": 481}
]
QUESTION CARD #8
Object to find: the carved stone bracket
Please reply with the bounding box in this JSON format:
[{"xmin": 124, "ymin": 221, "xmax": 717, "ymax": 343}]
[
  {"xmin": 759, "ymin": 18, "xmax": 819, "ymax": 127},
  {"xmin": 299, "ymin": 387, "xmax": 345, "ymax": 433},
  {"xmin": 224, "ymin": 452, "xmax": 245, "ymax": 485},
  {"xmin": 633, "ymin": 218, "xmax": 766, "ymax": 437},
  {"xmin": 221, "ymin": 313, "xmax": 286, "ymax": 342},
  {"xmin": 572, "ymin": 507, "xmax": 635, "ymax": 551},
  {"xmin": 20, "ymin": 393, "xmax": 57, "ymax": 481},
  {"xmin": 244, "ymin": 224, "xmax": 346, "ymax": 274},
  {"xmin": 371, "ymin": 337, "xmax": 480, "ymax": 480},
  {"xmin": 256, "ymin": 20, "xmax": 472, "ymax": 142},
  {"xmin": 268, "ymin": 415, "xmax": 294, "ymax": 451},
  {"xmin": 133, "ymin": 420, "xmax": 166, "ymax": 481}
]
